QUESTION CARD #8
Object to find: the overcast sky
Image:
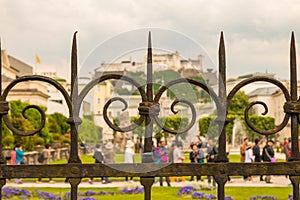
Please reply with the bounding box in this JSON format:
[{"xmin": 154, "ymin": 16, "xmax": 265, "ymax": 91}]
[{"xmin": 1, "ymin": 0, "xmax": 300, "ymax": 81}]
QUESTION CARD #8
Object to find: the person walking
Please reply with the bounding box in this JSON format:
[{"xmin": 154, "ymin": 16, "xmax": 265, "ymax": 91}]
[
  {"xmin": 169, "ymin": 142, "xmax": 176, "ymax": 163},
  {"xmin": 262, "ymin": 140, "xmax": 275, "ymax": 183},
  {"xmin": 284, "ymin": 138, "xmax": 292, "ymax": 180},
  {"xmin": 36, "ymin": 144, "xmax": 55, "ymax": 184},
  {"xmin": 15, "ymin": 142, "xmax": 26, "ymax": 184},
  {"xmin": 240, "ymin": 137, "xmax": 249, "ymax": 163},
  {"xmin": 240, "ymin": 137, "xmax": 249, "ymax": 181},
  {"xmin": 88, "ymin": 143, "xmax": 105, "ymax": 184},
  {"xmin": 206, "ymin": 139, "xmax": 217, "ymax": 188},
  {"xmin": 103, "ymin": 141, "xmax": 115, "ymax": 184},
  {"xmin": 154, "ymin": 141, "xmax": 171, "ymax": 187},
  {"xmin": 245, "ymin": 142, "xmax": 254, "ymax": 181},
  {"xmin": 173, "ymin": 141, "xmax": 185, "ymax": 182},
  {"xmin": 7, "ymin": 145, "xmax": 17, "ymax": 183},
  {"xmin": 189, "ymin": 143, "xmax": 202, "ymax": 181},
  {"xmin": 10, "ymin": 145, "xmax": 16, "ymax": 166},
  {"xmin": 124, "ymin": 140, "xmax": 135, "ymax": 182},
  {"xmin": 284, "ymin": 138, "xmax": 292, "ymax": 161},
  {"xmin": 173, "ymin": 142, "xmax": 184, "ymax": 163},
  {"xmin": 253, "ymin": 138, "xmax": 263, "ymax": 181}
]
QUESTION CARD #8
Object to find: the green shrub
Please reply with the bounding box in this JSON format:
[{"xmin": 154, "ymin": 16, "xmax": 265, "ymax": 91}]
[
  {"xmin": 52, "ymin": 133, "xmax": 61, "ymax": 141},
  {"xmin": 33, "ymin": 136, "xmax": 44, "ymax": 146},
  {"xmin": 2, "ymin": 135, "xmax": 14, "ymax": 148},
  {"xmin": 62, "ymin": 137, "xmax": 70, "ymax": 145}
]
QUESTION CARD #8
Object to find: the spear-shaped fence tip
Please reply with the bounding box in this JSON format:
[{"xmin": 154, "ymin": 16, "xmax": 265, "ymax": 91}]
[
  {"xmin": 290, "ymin": 31, "xmax": 296, "ymax": 68},
  {"xmin": 71, "ymin": 31, "xmax": 78, "ymax": 99},
  {"xmin": 148, "ymin": 31, "xmax": 152, "ymax": 49},
  {"xmin": 147, "ymin": 31, "xmax": 152, "ymax": 65},
  {"xmin": 218, "ymin": 31, "xmax": 226, "ymax": 71},
  {"xmin": 219, "ymin": 31, "xmax": 225, "ymax": 52}
]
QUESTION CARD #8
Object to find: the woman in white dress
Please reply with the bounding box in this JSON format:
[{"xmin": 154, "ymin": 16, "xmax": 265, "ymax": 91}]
[
  {"xmin": 124, "ymin": 140, "xmax": 135, "ymax": 182},
  {"xmin": 245, "ymin": 141, "xmax": 254, "ymax": 181}
]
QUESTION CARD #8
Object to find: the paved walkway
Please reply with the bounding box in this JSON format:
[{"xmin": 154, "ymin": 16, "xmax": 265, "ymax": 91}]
[{"xmin": 5, "ymin": 176, "xmax": 292, "ymax": 188}]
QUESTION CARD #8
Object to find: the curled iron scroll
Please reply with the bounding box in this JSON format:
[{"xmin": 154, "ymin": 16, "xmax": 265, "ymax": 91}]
[
  {"xmin": 4, "ymin": 105, "xmax": 45, "ymax": 136},
  {"xmin": 2, "ymin": 75, "xmax": 71, "ymax": 136},
  {"xmin": 154, "ymin": 78, "xmax": 221, "ymax": 135},
  {"xmin": 228, "ymin": 76, "xmax": 291, "ymax": 135},
  {"xmin": 103, "ymin": 97, "xmax": 145, "ymax": 132},
  {"xmin": 78, "ymin": 74, "xmax": 147, "ymax": 132}
]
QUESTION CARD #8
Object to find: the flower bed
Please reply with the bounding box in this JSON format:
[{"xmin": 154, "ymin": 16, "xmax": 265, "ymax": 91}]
[
  {"xmin": 249, "ymin": 196, "xmax": 277, "ymax": 200},
  {"xmin": 1, "ymin": 187, "xmax": 143, "ymax": 199}
]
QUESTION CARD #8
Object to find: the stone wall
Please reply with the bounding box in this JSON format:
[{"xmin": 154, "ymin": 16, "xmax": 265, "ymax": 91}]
[{"xmin": 3, "ymin": 147, "xmax": 70, "ymax": 165}]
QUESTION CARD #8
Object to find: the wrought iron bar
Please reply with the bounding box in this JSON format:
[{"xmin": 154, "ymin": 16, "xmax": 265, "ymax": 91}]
[
  {"xmin": 2, "ymin": 162, "xmax": 300, "ymax": 178},
  {"xmin": 0, "ymin": 39, "xmax": 5, "ymax": 200},
  {"xmin": 141, "ymin": 32, "xmax": 155, "ymax": 200},
  {"xmin": 289, "ymin": 32, "xmax": 300, "ymax": 200}
]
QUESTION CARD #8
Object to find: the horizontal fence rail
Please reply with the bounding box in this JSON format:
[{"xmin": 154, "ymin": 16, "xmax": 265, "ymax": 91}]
[{"xmin": 2, "ymin": 162, "xmax": 300, "ymax": 178}]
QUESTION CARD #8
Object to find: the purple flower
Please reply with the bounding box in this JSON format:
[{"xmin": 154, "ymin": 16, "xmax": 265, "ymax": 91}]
[
  {"xmin": 192, "ymin": 191, "xmax": 206, "ymax": 199},
  {"xmin": 106, "ymin": 191, "xmax": 115, "ymax": 195},
  {"xmin": 80, "ymin": 198, "xmax": 96, "ymax": 200},
  {"xmin": 120, "ymin": 187, "xmax": 144, "ymax": 195},
  {"xmin": 83, "ymin": 190, "xmax": 96, "ymax": 196},
  {"xmin": 98, "ymin": 191, "xmax": 106, "ymax": 195},
  {"xmin": 177, "ymin": 186, "xmax": 196, "ymax": 195}
]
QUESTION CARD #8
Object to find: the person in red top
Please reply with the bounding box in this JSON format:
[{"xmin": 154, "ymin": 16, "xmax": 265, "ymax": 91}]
[
  {"xmin": 10, "ymin": 145, "xmax": 16, "ymax": 165},
  {"xmin": 282, "ymin": 138, "xmax": 288, "ymax": 151}
]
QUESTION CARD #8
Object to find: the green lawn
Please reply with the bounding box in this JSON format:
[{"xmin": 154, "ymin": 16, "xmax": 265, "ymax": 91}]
[
  {"xmin": 3, "ymin": 187, "xmax": 292, "ymax": 200},
  {"xmin": 51, "ymin": 153, "xmax": 284, "ymax": 164}
]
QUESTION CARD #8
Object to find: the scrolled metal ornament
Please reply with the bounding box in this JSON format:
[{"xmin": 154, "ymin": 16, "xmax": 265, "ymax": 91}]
[
  {"xmin": 78, "ymin": 74, "xmax": 147, "ymax": 133},
  {"xmin": 244, "ymin": 101, "xmax": 289, "ymax": 135},
  {"xmin": 228, "ymin": 76, "xmax": 291, "ymax": 135},
  {"xmin": 103, "ymin": 97, "xmax": 145, "ymax": 132},
  {"xmin": 1, "ymin": 75, "xmax": 71, "ymax": 136},
  {"xmin": 153, "ymin": 77, "xmax": 222, "ymax": 135},
  {"xmin": 153, "ymin": 98, "xmax": 196, "ymax": 134},
  {"xmin": 3, "ymin": 104, "xmax": 45, "ymax": 136}
]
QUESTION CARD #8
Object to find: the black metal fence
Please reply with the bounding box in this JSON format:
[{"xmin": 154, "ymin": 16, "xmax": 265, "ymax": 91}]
[{"xmin": 0, "ymin": 31, "xmax": 300, "ymax": 200}]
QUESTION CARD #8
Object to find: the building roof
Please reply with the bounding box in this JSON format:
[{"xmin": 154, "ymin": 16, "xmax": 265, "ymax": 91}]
[
  {"xmin": 248, "ymin": 87, "xmax": 279, "ymax": 97},
  {"xmin": 7, "ymin": 55, "xmax": 33, "ymax": 77}
]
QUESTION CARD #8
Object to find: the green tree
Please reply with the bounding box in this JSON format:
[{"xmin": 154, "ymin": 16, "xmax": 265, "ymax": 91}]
[
  {"xmin": 4, "ymin": 100, "xmax": 73, "ymax": 150},
  {"xmin": 78, "ymin": 117, "xmax": 102, "ymax": 144},
  {"xmin": 198, "ymin": 116, "xmax": 218, "ymax": 139},
  {"xmin": 199, "ymin": 90, "xmax": 275, "ymax": 142},
  {"xmin": 48, "ymin": 112, "xmax": 69, "ymax": 135},
  {"xmin": 153, "ymin": 116, "xmax": 189, "ymax": 144},
  {"xmin": 228, "ymin": 91, "xmax": 250, "ymax": 115},
  {"xmin": 245, "ymin": 116, "xmax": 275, "ymax": 141}
]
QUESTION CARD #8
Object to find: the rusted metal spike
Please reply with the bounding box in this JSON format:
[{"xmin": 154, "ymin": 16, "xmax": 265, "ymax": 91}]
[
  {"xmin": 148, "ymin": 31, "xmax": 152, "ymax": 55},
  {"xmin": 146, "ymin": 31, "xmax": 153, "ymax": 101},
  {"xmin": 217, "ymin": 31, "xmax": 228, "ymax": 162},
  {"xmin": 71, "ymin": 31, "xmax": 78, "ymax": 100},
  {"xmin": 290, "ymin": 32, "xmax": 297, "ymax": 101},
  {"xmin": 289, "ymin": 32, "xmax": 300, "ymax": 163},
  {"xmin": 219, "ymin": 31, "xmax": 226, "ymax": 78}
]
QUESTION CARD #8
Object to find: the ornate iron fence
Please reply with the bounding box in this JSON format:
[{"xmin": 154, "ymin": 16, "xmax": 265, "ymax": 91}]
[{"xmin": 0, "ymin": 31, "xmax": 300, "ymax": 200}]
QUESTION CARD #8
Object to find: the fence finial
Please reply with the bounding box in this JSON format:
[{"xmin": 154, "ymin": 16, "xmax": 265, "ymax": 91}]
[
  {"xmin": 146, "ymin": 31, "xmax": 153, "ymax": 101},
  {"xmin": 71, "ymin": 31, "xmax": 78, "ymax": 102}
]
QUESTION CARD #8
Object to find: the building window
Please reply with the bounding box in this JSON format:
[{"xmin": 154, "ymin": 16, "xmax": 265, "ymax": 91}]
[{"xmin": 97, "ymin": 98, "xmax": 100, "ymax": 104}]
